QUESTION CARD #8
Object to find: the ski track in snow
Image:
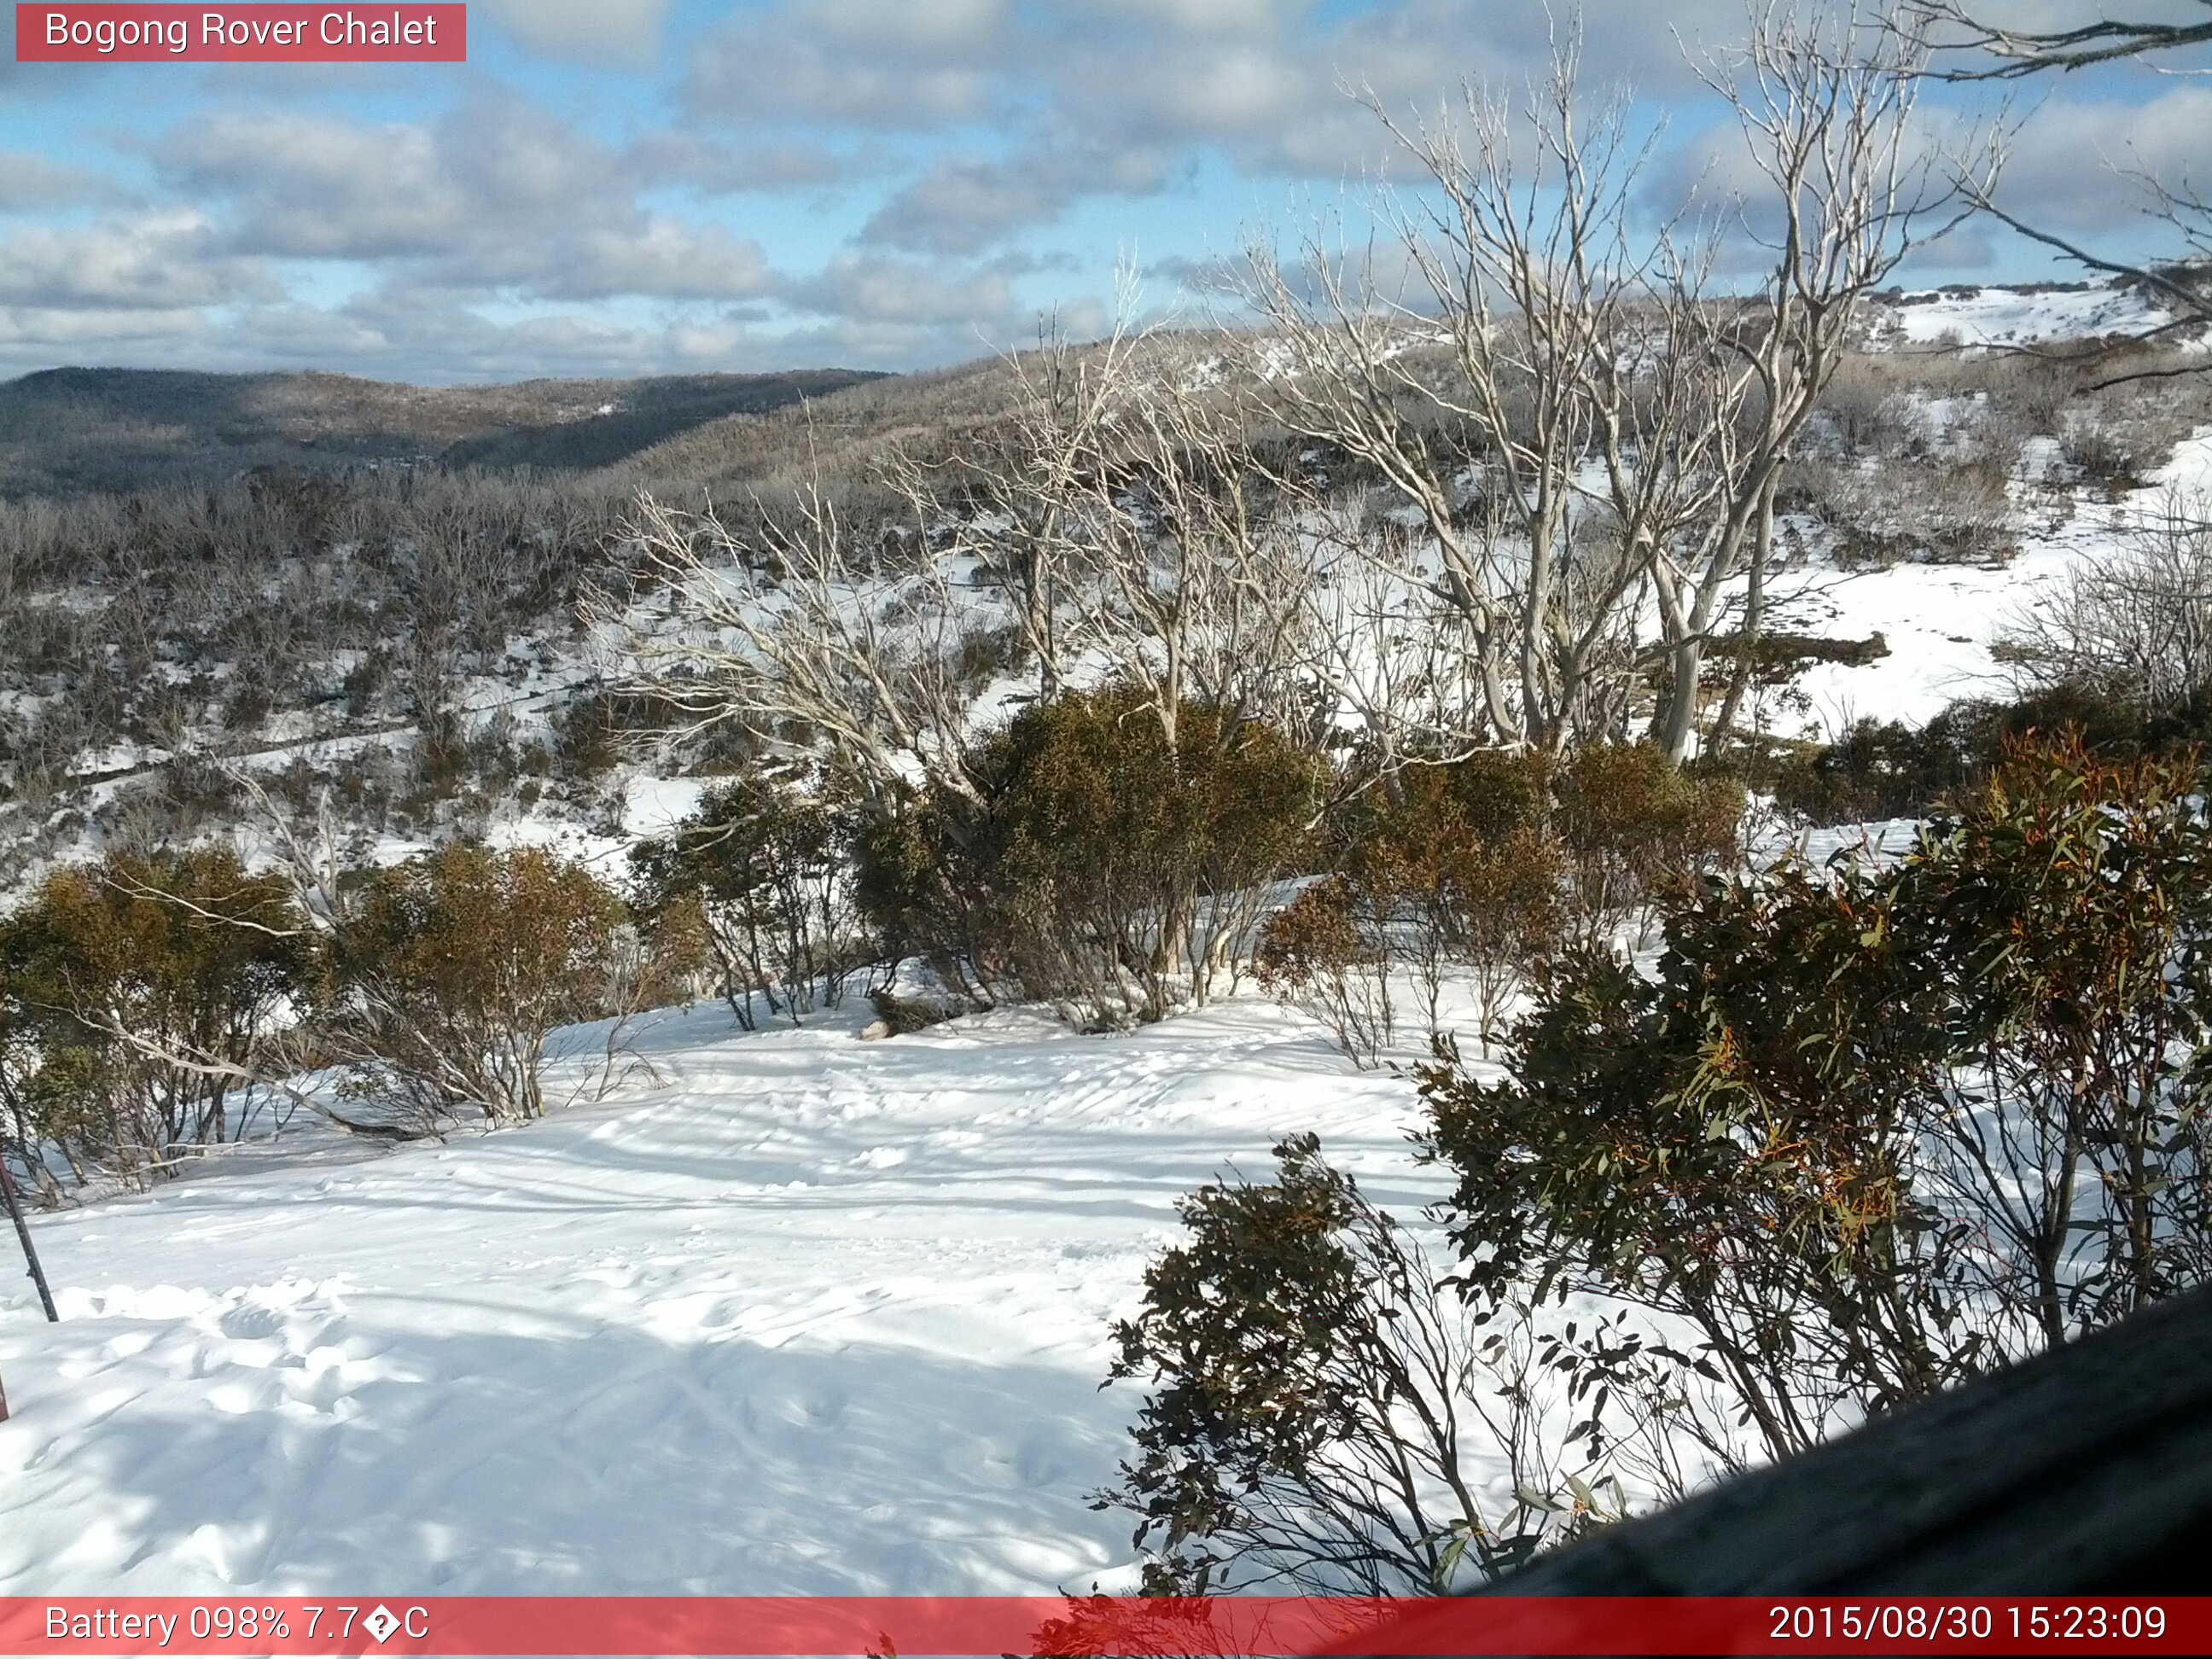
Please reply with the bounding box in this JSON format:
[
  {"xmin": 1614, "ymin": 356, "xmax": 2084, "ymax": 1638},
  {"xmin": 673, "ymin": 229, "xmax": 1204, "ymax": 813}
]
[{"xmin": 0, "ymin": 998, "xmax": 1426, "ymax": 1595}]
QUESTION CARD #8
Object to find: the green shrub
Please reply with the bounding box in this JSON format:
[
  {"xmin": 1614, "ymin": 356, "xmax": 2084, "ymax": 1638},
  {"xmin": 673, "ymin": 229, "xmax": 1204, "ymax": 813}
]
[
  {"xmin": 1551, "ymin": 743, "xmax": 1743, "ymax": 948},
  {"xmin": 1101, "ymin": 1133, "xmax": 1625, "ymax": 1595},
  {"xmin": 631, "ymin": 769, "xmax": 872, "ymax": 1028},
  {"xmin": 855, "ymin": 685, "xmax": 1324, "ymax": 1025},
  {"xmin": 329, "ymin": 844, "xmax": 629, "ymax": 1125},
  {"xmin": 1272, "ymin": 753, "xmax": 1563, "ymax": 1057},
  {"xmin": 1421, "ymin": 732, "xmax": 2212, "ymax": 1473},
  {"xmin": 1764, "ymin": 714, "xmax": 1978, "ymax": 824},
  {"xmin": 1259, "ymin": 746, "xmax": 1729, "ymax": 1062},
  {"xmin": 0, "ymin": 848, "xmax": 311, "ymax": 1193},
  {"xmin": 1253, "ymin": 877, "xmax": 1394, "ymax": 1066}
]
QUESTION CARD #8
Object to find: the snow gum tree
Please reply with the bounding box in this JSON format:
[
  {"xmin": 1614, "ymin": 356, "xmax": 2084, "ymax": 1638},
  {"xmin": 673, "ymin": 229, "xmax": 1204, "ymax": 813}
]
[
  {"xmin": 325, "ymin": 845, "xmax": 630, "ymax": 1126},
  {"xmin": 1243, "ymin": 9, "xmax": 1979, "ymax": 761},
  {"xmin": 604, "ymin": 318, "xmax": 1319, "ymax": 826},
  {"xmin": 0, "ymin": 849, "xmax": 311, "ymax": 1193},
  {"xmin": 1243, "ymin": 35, "xmax": 1674, "ymax": 756}
]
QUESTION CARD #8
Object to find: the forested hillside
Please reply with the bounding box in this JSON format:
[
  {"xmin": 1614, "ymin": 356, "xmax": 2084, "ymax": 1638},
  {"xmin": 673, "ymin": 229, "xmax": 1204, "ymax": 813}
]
[{"xmin": 0, "ymin": 365, "xmax": 879, "ymax": 498}]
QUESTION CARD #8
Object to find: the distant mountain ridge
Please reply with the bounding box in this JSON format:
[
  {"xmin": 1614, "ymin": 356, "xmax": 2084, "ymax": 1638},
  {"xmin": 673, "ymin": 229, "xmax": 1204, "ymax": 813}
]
[{"xmin": 0, "ymin": 364, "xmax": 886, "ymax": 498}]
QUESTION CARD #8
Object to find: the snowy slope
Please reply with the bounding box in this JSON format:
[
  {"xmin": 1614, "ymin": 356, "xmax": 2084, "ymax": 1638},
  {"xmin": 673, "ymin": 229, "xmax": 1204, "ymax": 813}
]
[
  {"xmin": 1775, "ymin": 430, "xmax": 2212, "ymax": 736},
  {"xmin": 0, "ymin": 998, "xmax": 1427, "ymax": 1595},
  {"xmin": 1878, "ymin": 281, "xmax": 2171, "ymax": 347}
]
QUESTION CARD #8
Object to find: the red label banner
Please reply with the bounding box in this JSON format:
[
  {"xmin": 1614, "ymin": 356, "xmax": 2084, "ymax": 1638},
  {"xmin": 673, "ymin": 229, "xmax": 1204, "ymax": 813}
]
[
  {"xmin": 15, "ymin": 5, "xmax": 464, "ymax": 61},
  {"xmin": 0, "ymin": 1596, "xmax": 2202, "ymax": 1656}
]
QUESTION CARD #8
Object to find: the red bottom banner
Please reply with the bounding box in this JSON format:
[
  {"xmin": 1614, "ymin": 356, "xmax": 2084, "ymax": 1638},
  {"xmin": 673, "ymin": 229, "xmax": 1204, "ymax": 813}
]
[{"xmin": 0, "ymin": 1596, "xmax": 2201, "ymax": 1656}]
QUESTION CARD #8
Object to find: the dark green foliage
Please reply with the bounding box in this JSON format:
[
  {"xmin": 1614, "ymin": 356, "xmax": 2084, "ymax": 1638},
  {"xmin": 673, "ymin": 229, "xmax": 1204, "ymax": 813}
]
[
  {"xmin": 1763, "ymin": 713, "xmax": 1982, "ymax": 825},
  {"xmin": 1360, "ymin": 755, "xmax": 1564, "ymax": 1044},
  {"xmin": 1422, "ymin": 881, "xmax": 1970, "ymax": 1466},
  {"xmin": 849, "ymin": 798, "xmax": 977, "ymax": 987},
  {"xmin": 1330, "ymin": 750, "xmax": 1554, "ymax": 863},
  {"xmin": 1256, "ymin": 745, "xmax": 1738, "ymax": 1063},
  {"xmin": 854, "ymin": 685, "xmax": 1323, "ymax": 1024},
  {"xmin": 1767, "ymin": 683, "xmax": 2212, "ymax": 824},
  {"xmin": 1423, "ymin": 732, "xmax": 2212, "ymax": 1469},
  {"xmin": 1253, "ymin": 877, "xmax": 1396, "ymax": 1066},
  {"xmin": 631, "ymin": 770, "xmax": 872, "ymax": 1028},
  {"xmin": 1891, "ymin": 737, "xmax": 2212, "ymax": 1340},
  {"xmin": 1102, "ymin": 1134, "xmax": 1617, "ymax": 1594},
  {"xmin": 5, "ymin": 835, "xmax": 674, "ymax": 1190}
]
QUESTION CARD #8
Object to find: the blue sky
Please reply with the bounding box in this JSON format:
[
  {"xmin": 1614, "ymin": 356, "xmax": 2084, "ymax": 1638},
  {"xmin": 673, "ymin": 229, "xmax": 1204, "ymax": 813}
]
[{"xmin": 2, "ymin": 0, "xmax": 2207, "ymax": 382}]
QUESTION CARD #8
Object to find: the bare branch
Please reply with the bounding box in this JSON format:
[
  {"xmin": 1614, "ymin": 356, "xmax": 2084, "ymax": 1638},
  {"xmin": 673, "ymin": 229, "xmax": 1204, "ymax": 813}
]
[{"xmin": 1906, "ymin": 0, "xmax": 2212, "ymax": 80}]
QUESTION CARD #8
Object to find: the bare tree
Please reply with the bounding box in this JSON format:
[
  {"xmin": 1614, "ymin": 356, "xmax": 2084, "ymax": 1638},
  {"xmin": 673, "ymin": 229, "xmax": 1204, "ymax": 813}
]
[
  {"xmin": 1907, "ymin": 0, "xmax": 2212, "ymax": 78},
  {"xmin": 1244, "ymin": 12, "xmax": 1982, "ymax": 763},
  {"xmin": 597, "ymin": 480, "xmax": 990, "ymax": 812},
  {"xmin": 882, "ymin": 309, "xmax": 1147, "ymax": 707},
  {"xmin": 1996, "ymin": 488, "xmax": 2212, "ymax": 707},
  {"xmin": 1051, "ymin": 345, "xmax": 1321, "ymax": 756},
  {"xmin": 1291, "ymin": 499, "xmax": 1502, "ymax": 782},
  {"xmin": 1685, "ymin": 3, "xmax": 1985, "ymax": 756},
  {"xmin": 1908, "ymin": 0, "xmax": 2212, "ymax": 379},
  {"xmin": 1243, "ymin": 32, "xmax": 1665, "ymax": 757},
  {"xmin": 606, "ymin": 312, "xmax": 1323, "ymax": 816}
]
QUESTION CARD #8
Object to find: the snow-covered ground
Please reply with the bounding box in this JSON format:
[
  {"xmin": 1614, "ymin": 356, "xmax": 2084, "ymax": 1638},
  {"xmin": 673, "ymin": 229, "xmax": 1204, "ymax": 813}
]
[
  {"xmin": 1779, "ymin": 430, "xmax": 2212, "ymax": 736},
  {"xmin": 0, "ymin": 997, "xmax": 1426, "ymax": 1595},
  {"xmin": 1878, "ymin": 280, "xmax": 2174, "ymax": 347}
]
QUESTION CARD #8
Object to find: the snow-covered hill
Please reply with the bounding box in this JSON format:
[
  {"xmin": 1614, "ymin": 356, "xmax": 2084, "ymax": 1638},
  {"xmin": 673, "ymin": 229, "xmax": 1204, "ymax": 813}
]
[
  {"xmin": 1781, "ymin": 428, "xmax": 2212, "ymax": 735},
  {"xmin": 1871, "ymin": 279, "xmax": 2176, "ymax": 348},
  {"xmin": 0, "ymin": 997, "xmax": 1425, "ymax": 1595}
]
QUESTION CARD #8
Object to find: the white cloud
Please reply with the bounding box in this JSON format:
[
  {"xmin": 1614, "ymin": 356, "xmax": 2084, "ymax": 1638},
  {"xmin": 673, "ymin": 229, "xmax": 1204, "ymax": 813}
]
[
  {"xmin": 0, "ymin": 151, "xmax": 129, "ymax": 211},
  {"xmin": 780, "ymin": 251, "xmax": 1031, "ymax": 329},
  {"xmin": 158, "ymin": 97, "xmax": 778, "ymax": 302},
  {"xmin": 0, "ymin": 305, "xmax": 210, "ymax": 352},
  {"xmin": 1990, "ymin": 85, "xmax": 2212, "ymax": 233},
  {"xmin": 687, "ymin": 0, "xmax": 1015, "ymax": 129},
  {"xmin": 473, "ymin": 0, "xmax": 676, "ymax": 64},
  {"xmin": 860, "ymin": 143, "xmax": 1183, "ymax": 253},
  {"xmin": 1057, "ymin": 0, "xmax": 1313, "ymax": 35},
  {"xmin": 632, "ymin": 134, "xmax": 859, "ymax": 193},
  {"xmin": 0, "ymin": 211, "xmax": 275, "ymax": 311},
  {"xmin": 165, "ymin": 112, "xmax": 454, "ymax": 258}
]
